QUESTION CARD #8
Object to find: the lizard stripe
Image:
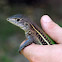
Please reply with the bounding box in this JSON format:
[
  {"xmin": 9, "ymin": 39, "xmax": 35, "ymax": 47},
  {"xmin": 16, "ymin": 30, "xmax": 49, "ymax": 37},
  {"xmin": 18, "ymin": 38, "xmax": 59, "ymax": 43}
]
[{"xmin": 31, "ymin": 24, "xmax": 50, "ymax": 45}]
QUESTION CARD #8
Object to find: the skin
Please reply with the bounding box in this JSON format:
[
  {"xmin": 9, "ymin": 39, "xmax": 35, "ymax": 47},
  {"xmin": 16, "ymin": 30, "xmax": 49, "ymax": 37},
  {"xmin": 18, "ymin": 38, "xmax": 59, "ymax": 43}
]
[{"xmin": 20, "ymin": 15, "xmax": 62, "ymax": 62}]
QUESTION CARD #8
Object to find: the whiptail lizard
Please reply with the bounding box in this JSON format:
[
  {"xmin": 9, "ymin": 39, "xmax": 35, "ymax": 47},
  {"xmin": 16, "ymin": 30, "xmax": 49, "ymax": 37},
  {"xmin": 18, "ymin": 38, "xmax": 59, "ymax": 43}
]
[{"xmin": 6, "ymin": 14, "xmax": 55, "ymax": 53}]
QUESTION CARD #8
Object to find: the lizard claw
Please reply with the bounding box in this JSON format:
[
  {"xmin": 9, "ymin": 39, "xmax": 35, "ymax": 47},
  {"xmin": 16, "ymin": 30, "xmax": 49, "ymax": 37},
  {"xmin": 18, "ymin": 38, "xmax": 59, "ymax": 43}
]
[{"xmin": 18, "ymin": 46, "xmax": 24, "ymax": 54}]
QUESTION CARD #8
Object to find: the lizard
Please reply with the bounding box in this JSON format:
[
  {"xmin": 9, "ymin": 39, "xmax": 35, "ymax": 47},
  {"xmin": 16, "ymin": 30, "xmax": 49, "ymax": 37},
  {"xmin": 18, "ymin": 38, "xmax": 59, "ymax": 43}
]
[{"xmin": 6, "ymin": 14, "xmax": 55, "ymax": 53}]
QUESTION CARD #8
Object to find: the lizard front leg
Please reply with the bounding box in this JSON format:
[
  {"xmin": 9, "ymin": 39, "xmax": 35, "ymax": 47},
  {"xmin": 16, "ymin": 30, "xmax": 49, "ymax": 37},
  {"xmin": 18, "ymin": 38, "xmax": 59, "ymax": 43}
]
[{"xmin": 19, "ymin": 36, "xmax": 34, "ymax": 53}]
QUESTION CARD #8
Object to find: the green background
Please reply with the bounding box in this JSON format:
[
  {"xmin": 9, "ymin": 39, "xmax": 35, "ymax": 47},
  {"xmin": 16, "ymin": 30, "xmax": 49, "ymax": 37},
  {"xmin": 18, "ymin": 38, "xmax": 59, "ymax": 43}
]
[{"xmin": 0, "ymin": 0, "xmax": 62, "ymax": 62}]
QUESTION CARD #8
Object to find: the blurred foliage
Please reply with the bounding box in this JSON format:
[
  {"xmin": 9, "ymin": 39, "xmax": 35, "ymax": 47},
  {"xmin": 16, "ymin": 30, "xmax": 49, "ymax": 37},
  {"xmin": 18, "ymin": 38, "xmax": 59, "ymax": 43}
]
[
  {"xmin": 0, "ymin": 56, "xmax": 13, "ymax": 62},
  {"xmin": 0, "ymin": 0, "xmax": 62, "ymax": 62}
]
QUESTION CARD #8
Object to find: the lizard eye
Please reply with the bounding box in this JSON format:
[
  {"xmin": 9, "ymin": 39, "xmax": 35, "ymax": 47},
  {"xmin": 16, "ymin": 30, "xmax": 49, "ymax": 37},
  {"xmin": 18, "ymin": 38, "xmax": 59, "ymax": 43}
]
[{"xmin": 17, "ymin": 19, "xmax": 20, "ymax": 22}]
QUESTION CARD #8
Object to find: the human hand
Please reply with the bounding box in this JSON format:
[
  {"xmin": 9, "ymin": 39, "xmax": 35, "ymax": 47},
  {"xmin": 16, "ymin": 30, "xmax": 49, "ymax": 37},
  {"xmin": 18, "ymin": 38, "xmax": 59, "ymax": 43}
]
[{"xmin": 20, "ymin": 15, "xmax": 62, "ymax": 62}]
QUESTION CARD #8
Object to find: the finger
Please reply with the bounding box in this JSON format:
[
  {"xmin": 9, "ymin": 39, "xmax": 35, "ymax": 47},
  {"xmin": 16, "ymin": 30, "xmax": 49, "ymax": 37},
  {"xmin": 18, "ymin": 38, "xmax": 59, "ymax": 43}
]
[
  {"xmin": 21, "ymin": 44, "xmax": 62, "ymax": 62},
  {"xmin": 40, "ymin": 15, "xmax": 62, "ymax": 44}
]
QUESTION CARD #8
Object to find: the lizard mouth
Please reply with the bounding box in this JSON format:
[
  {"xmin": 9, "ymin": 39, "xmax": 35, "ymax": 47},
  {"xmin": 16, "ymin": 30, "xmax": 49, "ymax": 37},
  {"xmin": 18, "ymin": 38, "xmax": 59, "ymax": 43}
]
[{"xmin": 6, "ymin": 18, "xmax": 26, "ymax": 30}]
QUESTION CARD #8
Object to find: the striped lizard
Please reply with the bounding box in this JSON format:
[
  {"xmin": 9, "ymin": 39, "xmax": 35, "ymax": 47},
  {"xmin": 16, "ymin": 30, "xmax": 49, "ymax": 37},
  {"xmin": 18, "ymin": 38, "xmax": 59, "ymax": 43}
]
[{"xmin": 6, "ymin": 14, "xmax": 55, "ymax": 53}]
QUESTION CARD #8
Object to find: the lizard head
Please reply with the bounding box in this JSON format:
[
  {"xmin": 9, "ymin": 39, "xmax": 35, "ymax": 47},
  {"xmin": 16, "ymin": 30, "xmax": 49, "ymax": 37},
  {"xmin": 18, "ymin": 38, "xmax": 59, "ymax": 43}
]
[{"xmin": 7, "ymin": 14, "xmax": 31, "ymax": 31}]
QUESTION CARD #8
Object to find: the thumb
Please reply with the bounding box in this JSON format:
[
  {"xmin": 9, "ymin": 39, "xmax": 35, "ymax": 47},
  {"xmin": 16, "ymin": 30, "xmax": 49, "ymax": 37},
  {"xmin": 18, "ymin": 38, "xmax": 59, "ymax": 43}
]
[{"xmin": 41, "ymin": 15, "xmax": 62, "ymax": 44}]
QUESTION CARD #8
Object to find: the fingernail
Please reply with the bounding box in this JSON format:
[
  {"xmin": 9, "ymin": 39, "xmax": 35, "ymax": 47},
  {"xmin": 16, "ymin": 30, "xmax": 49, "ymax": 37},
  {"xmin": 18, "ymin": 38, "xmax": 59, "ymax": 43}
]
[{"xmin": 42, "ymin": 15, "xmax": 52, "ymax": 22}]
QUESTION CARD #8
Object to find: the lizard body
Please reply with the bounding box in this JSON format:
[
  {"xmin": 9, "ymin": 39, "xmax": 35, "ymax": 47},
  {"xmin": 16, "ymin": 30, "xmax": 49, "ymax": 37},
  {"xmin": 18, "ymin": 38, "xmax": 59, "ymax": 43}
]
[{"xmin": 7, "ymin": 14, "xmax": 55, "ymax": 53}]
